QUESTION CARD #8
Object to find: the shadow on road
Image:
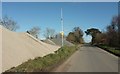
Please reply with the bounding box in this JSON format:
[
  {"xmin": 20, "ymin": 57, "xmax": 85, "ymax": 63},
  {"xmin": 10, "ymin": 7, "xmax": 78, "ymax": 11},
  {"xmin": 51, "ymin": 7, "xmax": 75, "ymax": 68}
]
[{"xmin": 82, "ymin": 43, "xmax": 95, "ymax": 47}]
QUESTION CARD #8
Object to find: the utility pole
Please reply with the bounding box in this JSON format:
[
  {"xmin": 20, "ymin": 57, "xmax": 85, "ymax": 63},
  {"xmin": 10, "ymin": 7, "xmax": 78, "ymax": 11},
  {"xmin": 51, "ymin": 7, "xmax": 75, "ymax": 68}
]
[{"xmin": 61, "ymin": 8, "xmax": 64, "ymax": 46}]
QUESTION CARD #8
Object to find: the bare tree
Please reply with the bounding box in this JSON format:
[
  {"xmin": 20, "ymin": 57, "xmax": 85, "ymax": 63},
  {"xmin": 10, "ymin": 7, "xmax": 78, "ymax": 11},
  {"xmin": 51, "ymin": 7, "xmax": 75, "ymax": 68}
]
[
  {"xmin": 105, "ymin": 16, "xmax": 119, "ymax": 47},
  {"xmin": 0, "ymin": 16, "xmax": 19, "ymax": 31},
  {"xmin": 28, "ymin": 26, "xmax": 40, "ymax": 38},
  {"xmin": 44, "ymin": 28, "xmax": 55, "ymax": 39}
]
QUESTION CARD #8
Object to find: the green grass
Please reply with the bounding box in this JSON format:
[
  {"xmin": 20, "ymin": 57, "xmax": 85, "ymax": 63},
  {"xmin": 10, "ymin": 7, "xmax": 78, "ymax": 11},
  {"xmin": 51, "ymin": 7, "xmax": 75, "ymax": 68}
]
[
  {"xmin": 5, "ymin": 45, "xmax": 79, "ymax": 72},
  {"xmin": 97, "ymin": 45, "xmax": 120, "ymax": 56},
  {"xmin": 107, "ymin": 48, "xmax": 120, "ymax": 55}
]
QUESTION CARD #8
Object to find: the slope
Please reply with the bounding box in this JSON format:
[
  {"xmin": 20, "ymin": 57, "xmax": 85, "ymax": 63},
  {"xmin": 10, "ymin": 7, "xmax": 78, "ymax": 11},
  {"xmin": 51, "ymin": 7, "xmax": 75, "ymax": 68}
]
[{"xmin": 0, "ymin": 25, "xmax": 60, "ymax": 72}]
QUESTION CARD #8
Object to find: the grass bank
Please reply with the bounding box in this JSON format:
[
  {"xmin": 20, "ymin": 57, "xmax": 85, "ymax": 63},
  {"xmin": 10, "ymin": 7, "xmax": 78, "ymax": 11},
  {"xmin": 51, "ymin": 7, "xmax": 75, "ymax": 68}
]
[
  {"xmin": 4, "ymin": 45, "xmax": 79, "ymax": 72},
  {"xmin": 96, "ymin": 44, "xmax": 120, "ymax": 57}
]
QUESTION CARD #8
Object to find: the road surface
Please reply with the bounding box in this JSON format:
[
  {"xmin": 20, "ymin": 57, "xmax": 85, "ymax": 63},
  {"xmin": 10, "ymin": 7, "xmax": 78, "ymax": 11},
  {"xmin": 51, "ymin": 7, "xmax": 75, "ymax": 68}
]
[{"xmin": 54, "ymin": 45, "xmax": 119, "ymax": 72}]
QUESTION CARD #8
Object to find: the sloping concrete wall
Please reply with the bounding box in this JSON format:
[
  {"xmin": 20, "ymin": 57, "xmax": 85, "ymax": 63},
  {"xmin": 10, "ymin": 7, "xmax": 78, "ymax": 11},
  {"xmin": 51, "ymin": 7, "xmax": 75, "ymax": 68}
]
[
  {"xmin": 0, "ymin": 25, "xmax": 2, "ymax": 74},
  {"xmin": 1, "ymin": 26, "xmax": 60, "ymax": 72}
]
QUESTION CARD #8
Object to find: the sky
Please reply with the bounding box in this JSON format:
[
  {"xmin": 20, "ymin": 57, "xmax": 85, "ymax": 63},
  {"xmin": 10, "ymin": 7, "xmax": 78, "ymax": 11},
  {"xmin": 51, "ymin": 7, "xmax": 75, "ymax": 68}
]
[
  {"xmin": 0, "ymin": 1, "xmax": 1, "ymax": 19},
  {"xmin": 1, "ymin": 0, "xmax": 120, "ymax": 2},
  {"xmin": 2, "ymin": 2, "xmax": 118, "ymax": 42}
]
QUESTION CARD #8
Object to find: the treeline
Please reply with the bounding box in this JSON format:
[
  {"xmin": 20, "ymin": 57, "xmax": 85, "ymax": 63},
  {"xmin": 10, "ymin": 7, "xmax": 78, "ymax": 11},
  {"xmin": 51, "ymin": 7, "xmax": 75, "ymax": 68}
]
[{"xmin": 85, "ymin": 15, "xmax": 120, "ymax": 48}]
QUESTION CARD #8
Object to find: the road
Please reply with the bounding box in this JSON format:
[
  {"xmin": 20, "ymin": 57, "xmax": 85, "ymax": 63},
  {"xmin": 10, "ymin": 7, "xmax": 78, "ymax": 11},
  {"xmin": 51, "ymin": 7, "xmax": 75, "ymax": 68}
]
[{"xmin": 54, "ymin": 45, "xmax": 119, "ymax": 72}]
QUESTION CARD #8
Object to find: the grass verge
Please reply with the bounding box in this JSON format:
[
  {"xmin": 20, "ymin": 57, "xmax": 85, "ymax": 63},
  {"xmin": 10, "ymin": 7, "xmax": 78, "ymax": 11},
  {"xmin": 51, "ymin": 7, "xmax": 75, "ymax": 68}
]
[
  {"xmin": 4, "ymin": 45, "xmax": 79, "ymax": 72},
  {"xmin": 96, "ymin": 44, "xmax": 120, "ymax": 57}
]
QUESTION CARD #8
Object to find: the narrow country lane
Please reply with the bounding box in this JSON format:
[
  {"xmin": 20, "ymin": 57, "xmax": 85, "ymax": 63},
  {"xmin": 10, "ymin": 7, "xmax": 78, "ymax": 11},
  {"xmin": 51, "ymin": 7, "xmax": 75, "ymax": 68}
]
[{"xmin": 54, "ymin": 44, "xmax": 119, "ymax": 72}]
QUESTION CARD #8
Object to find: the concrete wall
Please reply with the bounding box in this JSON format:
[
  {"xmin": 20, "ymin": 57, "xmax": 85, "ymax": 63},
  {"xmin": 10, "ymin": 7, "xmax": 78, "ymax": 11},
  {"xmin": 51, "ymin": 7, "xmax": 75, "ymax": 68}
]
[{"xmin": 1, "ymin": 26, "xmax": 60, "ymax": 72}]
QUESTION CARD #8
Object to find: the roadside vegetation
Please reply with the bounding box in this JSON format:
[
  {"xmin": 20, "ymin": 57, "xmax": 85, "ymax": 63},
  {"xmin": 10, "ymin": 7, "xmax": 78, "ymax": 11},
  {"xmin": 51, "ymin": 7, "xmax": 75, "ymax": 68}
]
[
  {"xmin": 66, "ymin": 27, "xmax": 84, "ymax": 44},
  {"xmin": 5, "ymin": 45, "xmax": 79, "ymax": 72},
  {"xmin": 85, "ymin": 15, "xmax": 120, "ymax": 57},
  {"xmin": 96, "ymin": 44, "xmax": 120, "ymax": 56}
]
